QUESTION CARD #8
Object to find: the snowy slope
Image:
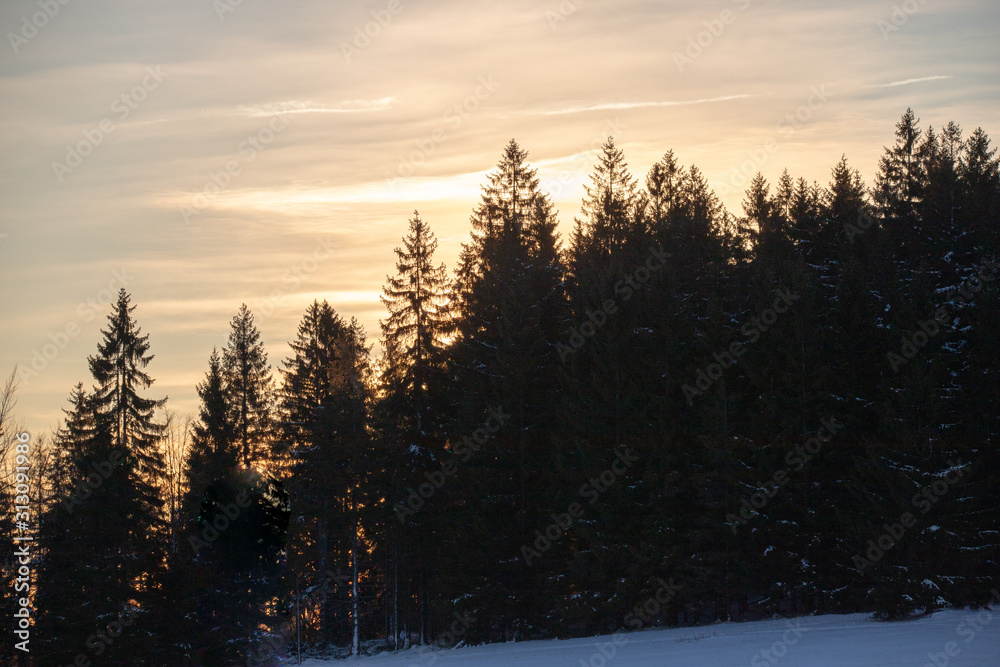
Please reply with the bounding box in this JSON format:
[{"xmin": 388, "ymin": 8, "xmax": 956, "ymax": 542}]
[{"xmin": 303, "ymin": 610, "xmax": 1000, "ymax": 666}]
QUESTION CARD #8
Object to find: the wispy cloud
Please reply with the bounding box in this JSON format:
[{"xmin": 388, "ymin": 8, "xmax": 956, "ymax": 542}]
[
  {"xmin": 863, "ymin": 75, "xmax": 953, "ymax": 89},
  {"xmin": 505, "ymin": 94, "xmax": 756, "ymax": 117},
  {"xmin": 236, "ymin": 97, "xmax": 396, "ymax": 118},
  {"xmin": 156, "ymin": 171, "xmax": 492, "ymax": 214}
]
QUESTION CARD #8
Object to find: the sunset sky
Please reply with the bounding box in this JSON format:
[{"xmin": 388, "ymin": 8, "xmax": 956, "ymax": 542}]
[{"xmin": 2, "ymin": 0, "xmax": 998, "ymax": 432}]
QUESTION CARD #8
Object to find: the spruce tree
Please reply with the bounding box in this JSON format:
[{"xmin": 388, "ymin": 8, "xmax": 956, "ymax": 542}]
[
  {"xmin": 378, "ymin": 213, "xmax": 455, "ymax": 650},
  {"xmin": 86, "ymin": 287, "xmax": 168, "ymax": 606},
  {"xmin": 380, "ymin": 211, "xmax": 452, "ymax": 437},
  {"xmin": 278, "ymin": 302, "xmax": 374, "ymax": 650},
  {"xmin": 449, "ymin": 139, "xmax": 567, "ymax": 640},
  {"xmin": 564, "ymin": 138, "xmax": 651, "ymax": 441},
  {"xmin": 37, "ymin": 290, "xmax": 167, "ymax": 664},
  {"xmin": 35, "ymin": 386, "xmax": 107, "ymax": 663},
  {"xmin": 568, "ymin": 137, "xmax": 642, "ymax": 270},
  {"xmin": 178, "ymin": 327, "xmax": 284, "ymax": 665},
  {"xmin": 453, "ymin": 139, "xmax": 567, "ymax": 441},
  {"xmin": 223, "ymin": 304, "xmax": 275, "ymax": 467},
  {"xmin": 182, "ymin": 348, "xmax": 238, "ymax": 530},
  {"xmin": 956, "ymin": 128, "xmax": 1000, "ymax": 438}
]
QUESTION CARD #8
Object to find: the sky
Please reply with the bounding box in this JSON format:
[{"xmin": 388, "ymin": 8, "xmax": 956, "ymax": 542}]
[{"xmin": 1, "ymin": 0, "xmax": 998, "ymax": 434}]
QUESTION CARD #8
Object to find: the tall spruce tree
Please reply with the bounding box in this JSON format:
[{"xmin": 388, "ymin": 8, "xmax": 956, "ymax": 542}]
[
  {"xmin": 378, "ymin": 213, "xmax": 455, "ymax": 649},
  {"xmin": 564, "ymin": 138, "xmax": 652, "ymax": 441},
  {"xmin": 182, "ymin": 348, "xmax": 238, "ymax": 529},
  {"xmin": 87, "ymin": 288, "xmax": 168, "ymax": 600},
  {"xmin": 37, "ymin": 290, "xmax": 167, "ymax": 664},
  {"xmin": 279, "ymin": 302, "xmax": 374, "ymax": 651},
  {"xmin": 956, "ymin": 128, "xmax": 1000, "ymax": 437},
  {"xmin": 175, "ymin": 322, "xmax": 285, "ymax": 666},
  {"xmin": 568, "ymin": 137, "xmax": 643, "ymax": 271},
  {"xmin": 453, "ymin": 139, "xmax": 567, "ymax": 442},
  {"xmin": 380, "ymin": 212, "xmax": 452, "ymax": 437},
  {"xmin": 448, "ymin": 139, "xmax": 567, "ymax": 640},
  {"xmin": 223, "ymin": 304, "xmax": 275, "ymax": 467}
]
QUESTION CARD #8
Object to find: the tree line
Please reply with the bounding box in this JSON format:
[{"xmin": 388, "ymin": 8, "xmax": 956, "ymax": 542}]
[{"xmin": 1, "ymin": 108, "xmax": 998, "ymax": 665}]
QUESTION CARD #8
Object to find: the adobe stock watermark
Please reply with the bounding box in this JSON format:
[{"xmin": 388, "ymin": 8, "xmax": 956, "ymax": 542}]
[
  {"xmin": 7, "ymin": 0, "xmax": 72, "ymax": 55},
  {"xmin": 843, "ymin": 209, "xmax": 877, "ymax": 243},
  {"xmin": 521, "ymin": 448, "xmax": 638, "ymax": 565},
  {"xmin": 715, "ymin": 85, "xmax": 831, "ymax": 196},
  {"xmin": 683, "ymin": 287, "xmax": 799, "ymax": 405},
  {"xmin": 576, "ymin": 630, "xmax": 629, "ymax": 667},
  {"xmin": 12, "ymin": 432, "xmax": 32, "ymax": 654},
  {"xmin": 577, "ymin": 576, "xmax": 684, "ymax": 666},
  {"xmin": 255, "ymin": 236, "xmax": 338, "ymax": 320},
  {"xmin": 213, "ymin": 0, "xmax": 246, "ymax": 21},
  {"xmin": 17, "ymin": 269, "xmax": 134, "ymax": 385},
  {"xmin": 52, "ymin": 66, "xmax": 169, "ymax": 183},
  {"xmin": 672, "ymin": 0, "xmax": 752, "ymax": 72},
  {"xmin": 749, "ymin": 619, "xmax": 809, "ymax": 667},
  {"xmin": 545, "ymin": 0, "xmax": 583, "ymax": 31},
  {"xmin": 393, "ymin": 407, "xmax": 509, "ymax": 523},
  {"xmin": 411, "ymin": 610, "xmax": 477, "ymax": 666},
  {"xmin": 340, "ymin": 0, "xmax": 403, "ymax": 61},
  {"xmin": 919, "ymin": 588, "xmax": 1000, "ymax": 667},
  {"xmin": 852, "ymin": 460, "xmax": 965, "ymax": 574},
  {"xmin": 726, "ymin": 416, "xmax": 844, "ymax": 534},
  {"xmin": 80, "ymin": 605, "xmax": 139, "ymax": 661},
  {"xmin": 887, "ymin": 260, "xmax": 998, "ymax": 372},
  {"xmin": 60, "ymin": 449, "xmax": 124, "ymax": 515},
  {"xmin": 540, "ymin": 119, "xmax": 626, "ymax": 202},
  {"xmin": 246, "ymin": 569, "xmax": 354, "ymax": 666},
  {"xmin": 558, "ymin": 246, "xmax": 669, "ymax": 363},
  {"xmin": 180, "ymin": 114, "xmax": 290, "ymax": 224},
  {"xmin": 384, "ymin": 75, "xmax": 501, "ymax": 187},
  {"xmin": 877, "ymin": 0, "xmax": 929, "ymax": 40}
]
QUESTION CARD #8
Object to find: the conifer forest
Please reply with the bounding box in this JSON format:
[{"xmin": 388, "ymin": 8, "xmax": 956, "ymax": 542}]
[{"xmin": 1, "ymin": 106, "xmax": 999, "ymax": 665}]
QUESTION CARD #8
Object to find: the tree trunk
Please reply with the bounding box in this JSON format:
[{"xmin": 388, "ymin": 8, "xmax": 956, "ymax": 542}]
[{"xmin": 352, "ymin": 529, "xmax": 360, "ymax": 656}]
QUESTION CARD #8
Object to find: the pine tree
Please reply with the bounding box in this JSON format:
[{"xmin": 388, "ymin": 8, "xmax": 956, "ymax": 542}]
[
  {"xmin": 958, "ymin": 127, "xmax": 1000, "ymax": 254},
  {"xmin": 34, "ymin": 386, "xmax": 108, "ymax": 663},
  {"xmin": 563, "ymin": 139, "xmax": 653, "ymax": 441},
  {"xmin": 37, "ymin": 290, "xmax": 167, "ymax": 664},
  {"xmin": 873, "ymin": 109, "xmax": 923, "ymax": 272},
  {"xmin": 816, "ymin": 157, "xmax": 886, "ymax": 429},
  {"xmin": 956, "ymin": 127, "xmax": 1000, "ymax": 438},
  {"xmin": 279, "ymin": 300, "xmax": 349, "ymax": 461},
  {"xmin": 569, "ymin": 137, "xmax": 642, "ymax": 270},
  {"xmin": 448, "ymin": 139, "xmax": 568, "ymax": 640},
  {"xmin": 380, "ymin": 211, "xmax": 453, "ymax": 437},
  {"xmin": 88, "ymin": 288, "xmax": 168, "ymax": 512},
  {"xmin": 742, "ymin": 173, "xmax": 786, "ymax": 262},
  {"xmin": 644, "ymin": 149, "xmax": 685, "ymax": 231},
  {"xmin": 377, "ymin": 213, "xmax": 457, "ymax": 653},
  {"xmin": 86, "ymin": 287, "xmax": 168, "ymax": 597},
  {"xmin": 223, "ymin": 304, "xmax": 275, "ymax": 467},
  {"xmin": 452, "ymin": 138, "xmax": 567, "ymax": 457},
  {"xmin": 176, "ymin": 326, "xmax": 284, "ymax": 665},
  {"xmin": 182, "ymin": 348, "xmax": 238, "ymax": 529},
  {"xmin": 278, "ymin": 302, "xmax": 374, "ymax": 651}
]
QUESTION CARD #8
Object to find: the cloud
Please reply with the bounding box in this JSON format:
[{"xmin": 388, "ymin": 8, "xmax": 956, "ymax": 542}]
[
  {"xmin": 863, "ymin": 75, "xmax": 954, "ymax": 89},
  {"xmin": 505, "ymin": 94, "xmax": 757, "ymax": 117},
  {"xmin": 155, "ymin": 170, "xmax": 493, "ymax": 215},
  {"xmin": 236, "ymin": 97, "xmax": 396, "ymax": 118}
]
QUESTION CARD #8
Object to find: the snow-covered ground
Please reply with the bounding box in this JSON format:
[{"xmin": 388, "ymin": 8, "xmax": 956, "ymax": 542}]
[{"xmin": 303, "ymin": 609, "xmax": 1000, "ymax": 666}]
